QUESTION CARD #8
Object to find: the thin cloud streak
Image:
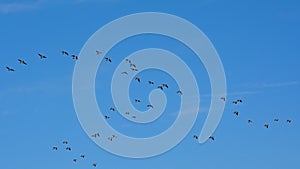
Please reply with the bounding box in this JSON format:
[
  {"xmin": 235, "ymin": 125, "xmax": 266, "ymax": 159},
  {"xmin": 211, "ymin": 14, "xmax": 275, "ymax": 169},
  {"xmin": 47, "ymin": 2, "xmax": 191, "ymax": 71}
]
[
  {"xmin": 0, "ymin": 1, "xmax": 43, "ymax": 14},
  {"xmin": 226, "ymin": 91, "xmax": 259, "ymax": 96},
  {"xmin": 257, "ymin": 81, "xmax": 300, "ymax": 88}
]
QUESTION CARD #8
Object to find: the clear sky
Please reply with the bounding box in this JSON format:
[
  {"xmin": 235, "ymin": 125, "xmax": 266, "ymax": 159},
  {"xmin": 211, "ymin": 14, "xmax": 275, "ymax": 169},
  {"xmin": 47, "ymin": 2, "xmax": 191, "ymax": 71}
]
[{"xmin": 0, "ymin": 0, "xmax": 299, "ymax": 169}]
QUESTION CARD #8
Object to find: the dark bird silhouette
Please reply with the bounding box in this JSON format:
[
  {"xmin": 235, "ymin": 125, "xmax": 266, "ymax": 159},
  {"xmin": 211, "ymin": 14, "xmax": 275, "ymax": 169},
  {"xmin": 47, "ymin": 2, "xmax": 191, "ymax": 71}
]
[
  {"xmin": 177, "ymin": 90, "xmax": 183, "ymax": 95},
  {"xmin": 105, "ymin": 115, "xmax": 110, "ymax": 120},
  {"xmin": 193, "ymin": 135, "xmax": 198, "ymax": 140},
  {"xmin": 66, "ymin": 147, "xmax": 71, "ymax": 151},
  {"xmin": 233, "ymin": 99, "xmax": 242, "ymax": 104},
  {"xmin": 162, "ymin": 83, "xmax": 169, "ymax": 88},
  {"xmin": 209, "ymin": 136, "xmax": 215, "ymax": 141},
  {"xmin": 125, "ymin": 112, "xmax": 130, "ymax": 115},
  {"xmin": 135, "ymin": 99, "xmax": 141, "ymax": 103},
  {"xmin": 63, "ymin": 141, "xmax": 68, "ymax": 144},
  {"xmin": 6, "ymin": 67, "xmax": 15, "ymax": 72},
  {"xmin": 91, "ymin": 133, "xmax": 100, "ymax": 138},
  {"xmin": 38, "ymin": 54, "xmax": 47, "ymax": 59},
  {"xmin": 52, "ymin": 146, "xmax": 58, "ymax": 150},
  {"xmin": 73, "ymin": 159, "xmax": 77, "ymax": 163},
  {"xmin": 61, "ymin": 50, "xmax": 69, "ymax": 55},
  {"xmin": 108, "ymin": 135, "xmax": 117, "ymax": 141},
  {"xmin": 92, "ymin": 163, "xmax": 97, "ymax": 167},
  {"xmin": 135, "ymin": 77, "xmax": 141, "ymax": 83},
  {"xmin": 132, "ymin": 116, "xmax": 136, "ymax": 119},
  {"xmin": 157, "ymin": 86, "xmax": 163, "ymax": 90},
  {"xmin": 125, "ymin": 58, "xmax": 131, "ymax": 63},
  {"xmin": 130, "ymin": 63, "xmax": 136, "ymax": 68},
  {"xmin": 17, "ymin": 59, "xmax": 27, "ymax": 65},
  {"xmin": 105, "ymin": 57, "xmax": 112, "ymax": 62},
  {"xmin": 80, "ymin": 154, "xmax": 85, "ymax": 158},
  {"xmin": 96, "ymin": 50, "xmax": 102, "ymax": 55},
  {"xmin": 274, "ymin": 118, "xmax": 279, "ymax": 122},
  {"xmin": 220, "ymin": 97, "xmax": 226, "ymax": 101},
  {"xmin": 234, "ymin": 111, "xmax": 239, "ymax": 116},
  {"xmin": 72, "ymin": 55, "xmax": 78, "ymax": 60},
  {"xmin": 287, "ymin": 119, "xmax": 292, "ymax": 123},
  {"xmin": 131, "ymin": 68, "xmax": 138, "ymax": 72},
  {"xmin": 148, "ymin": 81, "xmax": 154, "ymax": 85},
  {"xmin": 248, "ymin": 120, "xmax": 253, "ymax": 124},
  {"xmin": 147, "ymin": 104, "xmax": 154, "ymax": 108},
  {"xmin": 264, "ymin": 124, "xmax": 269, "ymax": 128},
  {"xmin": 121, "ymin": 71, "xmax": 128, "ymax": 75},
  {"xmin": 110, "ymin": 107, "xmax": 115, "ymax": 111}
]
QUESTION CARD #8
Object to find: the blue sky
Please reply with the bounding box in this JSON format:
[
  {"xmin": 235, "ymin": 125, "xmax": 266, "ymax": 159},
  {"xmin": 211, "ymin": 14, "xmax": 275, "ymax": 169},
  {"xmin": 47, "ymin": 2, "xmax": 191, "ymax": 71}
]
[{"xmin": 0, "ymin": 0, "xmax": 299, "ymax": 169}]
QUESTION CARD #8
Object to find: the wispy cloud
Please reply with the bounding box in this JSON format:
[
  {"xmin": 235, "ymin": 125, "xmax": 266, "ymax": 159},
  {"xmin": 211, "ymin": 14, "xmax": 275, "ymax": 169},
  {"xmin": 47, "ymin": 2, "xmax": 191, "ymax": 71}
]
[
  {"xmin": 73, "ymin": 0, "xmax": 119, "ymax": 4},
  {"xmin": 200, "ymin": 90, "xmax": 259, "ymax": 98},
  {"xmin": 256, "ymin": 81, "xmax": 300, "ymax": 88},
  {"xmin": 226, "ymin": 91, "xmax": 259, "ymax": 96},
  {"xmin": 0, "ymin": 1, "xmax": 42, "ymax": 14}
]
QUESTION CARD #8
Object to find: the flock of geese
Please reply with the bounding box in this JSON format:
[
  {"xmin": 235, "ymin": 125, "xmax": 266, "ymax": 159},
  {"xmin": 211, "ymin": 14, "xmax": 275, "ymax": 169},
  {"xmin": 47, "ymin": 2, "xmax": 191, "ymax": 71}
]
[
  {"xmin": 192, "ymin": 97, "xmax": 294, "ymax": 141},
  {"xmin": 4, "ymin": 50, "xmax": 78, "ymax": 72},
  {"xmin": 102, "ymin": 56, "xmax": 184, "ymax": 122},
  {"xmin": 230, "ymin": 98, "xmax": 293, "ymax": 129},
  {"xmin": 52, "ymin": 140, "xmax": 98, "ymax": 167},
  {"xmin": 4, "ymin": 49, "xmax": 295, "ymax": 165}
]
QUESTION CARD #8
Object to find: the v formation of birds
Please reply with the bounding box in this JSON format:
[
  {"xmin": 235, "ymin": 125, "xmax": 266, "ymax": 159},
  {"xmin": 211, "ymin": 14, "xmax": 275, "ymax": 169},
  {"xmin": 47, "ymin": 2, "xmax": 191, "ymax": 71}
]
[
  {"xmin": 4, "ymin": 49, "xmax": 295, "ymax": 165},
  {"xmin": 52, "ymin": 140, "xmax": 97, "ymax": 167}
]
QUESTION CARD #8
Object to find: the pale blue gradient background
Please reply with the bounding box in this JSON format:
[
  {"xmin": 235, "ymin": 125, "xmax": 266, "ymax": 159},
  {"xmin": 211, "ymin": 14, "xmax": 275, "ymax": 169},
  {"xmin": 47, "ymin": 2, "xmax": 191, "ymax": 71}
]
[{"xmin": 0, "ymin": 0, "xmax": 299, "ymax": 169}]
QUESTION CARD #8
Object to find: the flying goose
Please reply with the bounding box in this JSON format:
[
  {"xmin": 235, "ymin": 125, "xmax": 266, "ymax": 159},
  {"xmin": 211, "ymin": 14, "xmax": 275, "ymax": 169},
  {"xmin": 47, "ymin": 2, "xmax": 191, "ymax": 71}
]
[
  {"xmin": 91, "ymin": 133, "xmax": 100, "ymax": 138},
  {"xmin": 177, "ymin": 90, "xmax": 183, "ymax": 95},
  {"xmin": 130, "ymin": 63, "xmax": 136, "ymax": 68},
  {"xmin": 96, "ymin": 50, "xmax": 102, "ymax": 55},
  {"xmin": 209, "ymin": 136, "xmax": 215, "ymax": 141},
  {"xmin": 147, "ymin": 104, "xmax": 154, "ymax": 108},
  {"xmin": 72, "ymin": 55, "xmax": 78, "ymax": 60},
  {"xmin": 105, "ymin": 57, "xmax": 112, "ymax": 62},
  {"xmin": 130, "ymin": 68, "xmax": 138, "ymax": 72},
  {"xmin": 162, "ymin": 83, "xmax": 169, "ymax": 88},
  {"xmin": 157, "ymin": 86, "xmax": 163, "ymax": 90},
  {"xmin": 135, "ymin": 77, "xmax": 141, "ymax": 83},
  {"xmin": 125, "ymin": 58, "xmax": 131, "ymax": 63},
  {"xmin": 61, "ymin": 50, "xmax": 69, "ymax": 55},
  {"xmin": 264, "ymin": 124, "xmax": 269, "ymax": 128},
  {"xmin": 38, "ymin": 54, "xmax": 47, "ymax": 59},
  {"xmin": 6, "ymin": 67, "xmax": 15, "ymax": 72},
  {"xmin": 17, "ymin": 59, "xmax": 27, "ymax": 65}
]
